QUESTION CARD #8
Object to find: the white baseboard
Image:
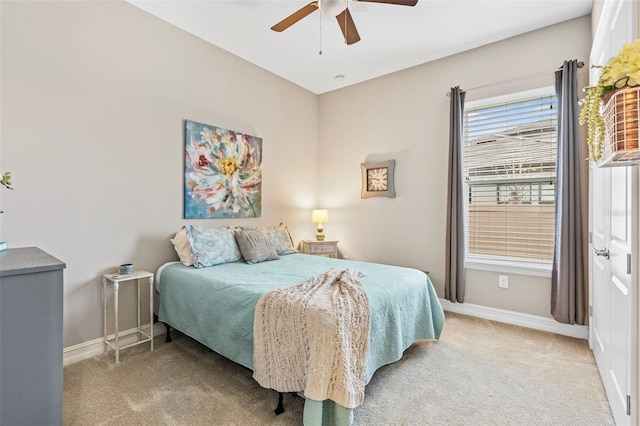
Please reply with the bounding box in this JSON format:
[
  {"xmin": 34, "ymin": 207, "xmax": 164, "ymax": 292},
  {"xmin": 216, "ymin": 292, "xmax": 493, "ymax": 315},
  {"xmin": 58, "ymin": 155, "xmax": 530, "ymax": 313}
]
[
  {"xmin": 439, "ymin": 299, "xmax": 589, "ymax": 340},
  {"xmin": 63, "ymin": 322, "xmax": 166, "ymax": 366},
  {"xmin": 64, "ymin": 304, "xmax": 588, "ymax": 366}
]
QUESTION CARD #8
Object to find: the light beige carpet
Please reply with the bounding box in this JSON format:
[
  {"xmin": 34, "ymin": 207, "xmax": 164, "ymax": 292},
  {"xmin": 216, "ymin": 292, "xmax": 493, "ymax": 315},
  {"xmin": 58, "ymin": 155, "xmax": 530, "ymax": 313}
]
[{"xmin": 63, "ymin": 312, "xmax": 614, "ymax": 425}]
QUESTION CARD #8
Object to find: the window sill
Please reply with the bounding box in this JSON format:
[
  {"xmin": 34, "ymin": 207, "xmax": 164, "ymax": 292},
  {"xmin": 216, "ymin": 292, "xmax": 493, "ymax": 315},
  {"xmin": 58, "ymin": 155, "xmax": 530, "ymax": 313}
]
[{"xmin": 465, "ymin": 257, "xmax": 552, "ymax": 278}]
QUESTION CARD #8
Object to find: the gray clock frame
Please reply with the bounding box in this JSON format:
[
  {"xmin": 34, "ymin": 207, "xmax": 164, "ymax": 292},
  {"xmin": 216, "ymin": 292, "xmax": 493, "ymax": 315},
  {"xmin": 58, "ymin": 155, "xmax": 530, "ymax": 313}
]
[{"xmin": 360, "ymin": 159, "xmax": 396, "ymax": 199}]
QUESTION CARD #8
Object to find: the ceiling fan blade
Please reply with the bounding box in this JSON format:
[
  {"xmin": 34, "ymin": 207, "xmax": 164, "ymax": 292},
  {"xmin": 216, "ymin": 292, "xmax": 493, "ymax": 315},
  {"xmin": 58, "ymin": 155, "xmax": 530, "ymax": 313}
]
[
  {"xmin": 336, "ymin": 8, "xmax": 361, "ymax": 45},
  {"xmin": 357, "ymin": 0, "xmax": 418, "ymax": 6},
  {"xmin": 271, "ymin": 2, "xmax": 319, "ymax": 32}
]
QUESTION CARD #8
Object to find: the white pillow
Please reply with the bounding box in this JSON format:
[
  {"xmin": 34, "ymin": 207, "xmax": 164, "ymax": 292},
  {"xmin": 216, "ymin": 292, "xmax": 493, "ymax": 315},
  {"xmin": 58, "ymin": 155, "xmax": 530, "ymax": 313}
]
[{"xmin": 170, "ymin": 228, "xmax": 194, "ymax": 266}]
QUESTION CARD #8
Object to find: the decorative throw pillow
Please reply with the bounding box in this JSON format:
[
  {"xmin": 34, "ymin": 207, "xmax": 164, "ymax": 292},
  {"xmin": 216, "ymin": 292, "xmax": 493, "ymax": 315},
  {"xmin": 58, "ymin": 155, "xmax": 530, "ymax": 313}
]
[
  {"xmin": 170, "ymin": 227, "xmax": 194, "ymax": 266},
  {"xmin": 238, "ymin": 224, "xmax": 297, "ymax": 256},
  {"xmin": 234, "ymin": 228, "xmax": 280, "ymax": 264},
  {"xmin": 185, "ymin": 225, "xmax": 243, "ymax": 268},
  {"xmin": 265, "ymin": 223, "xmax": 297, "ymax": 255}
]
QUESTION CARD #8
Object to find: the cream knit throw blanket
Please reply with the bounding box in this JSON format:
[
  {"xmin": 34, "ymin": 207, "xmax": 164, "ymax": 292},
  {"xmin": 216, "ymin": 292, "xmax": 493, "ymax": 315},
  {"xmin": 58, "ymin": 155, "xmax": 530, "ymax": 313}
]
[{"xmin": 253, "ymin": 268, "xmax": 370, "ymax": 409}]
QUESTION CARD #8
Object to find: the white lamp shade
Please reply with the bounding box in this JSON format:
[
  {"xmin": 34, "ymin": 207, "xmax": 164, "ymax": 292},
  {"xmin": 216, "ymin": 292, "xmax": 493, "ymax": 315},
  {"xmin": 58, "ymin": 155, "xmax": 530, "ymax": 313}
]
[
  {"xmin": 318, "ymin": 0, "xmax": 346, "ymax": 16},
  {"xmin": 311, "ymin": 209, "xmax": 329, "ymax": 223}
]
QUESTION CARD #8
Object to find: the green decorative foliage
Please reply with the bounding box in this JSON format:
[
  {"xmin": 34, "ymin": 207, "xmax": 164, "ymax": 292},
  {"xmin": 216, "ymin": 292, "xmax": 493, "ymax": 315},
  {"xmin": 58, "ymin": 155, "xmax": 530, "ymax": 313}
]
[
  {"xmin": 1, "ymin": 171, "xmax": 12, "ymax": 190},
  {"xmin": 579, "ymin": 39, "xmax": 640, "ymax": 162}
]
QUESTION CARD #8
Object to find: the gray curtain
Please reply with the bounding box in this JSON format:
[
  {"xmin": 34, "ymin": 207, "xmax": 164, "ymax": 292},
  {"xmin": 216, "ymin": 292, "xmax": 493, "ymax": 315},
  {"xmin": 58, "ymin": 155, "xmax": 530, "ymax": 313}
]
[
  {"xmin": 445, "ymin": 86, "xmax": 466, "ymax": 303},
  {"xmin": 551, "ymin": 60, "xmax": 585, "ymax": 325}
]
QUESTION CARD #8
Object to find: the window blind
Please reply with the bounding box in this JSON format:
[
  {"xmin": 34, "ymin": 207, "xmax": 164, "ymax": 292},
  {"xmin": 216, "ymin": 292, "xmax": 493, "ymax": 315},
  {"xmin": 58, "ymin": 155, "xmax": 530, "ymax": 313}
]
[{"xmin": 463, "ymin": 94, "xmax": 557, "ymax": 263}]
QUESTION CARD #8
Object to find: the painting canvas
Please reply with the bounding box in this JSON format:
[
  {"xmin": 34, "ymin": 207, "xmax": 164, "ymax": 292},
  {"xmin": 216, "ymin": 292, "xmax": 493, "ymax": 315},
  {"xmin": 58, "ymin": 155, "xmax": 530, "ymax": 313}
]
[{"xmin": 184, "ymin": 120, "xmax": 262, "ymax": 218}]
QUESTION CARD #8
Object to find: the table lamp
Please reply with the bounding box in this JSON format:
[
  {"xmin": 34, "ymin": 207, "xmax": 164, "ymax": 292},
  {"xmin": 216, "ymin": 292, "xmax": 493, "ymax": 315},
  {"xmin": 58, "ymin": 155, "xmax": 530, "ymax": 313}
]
[{"xmin": 311, "ymin": 209, "xmax": 329, "ymax": 241}]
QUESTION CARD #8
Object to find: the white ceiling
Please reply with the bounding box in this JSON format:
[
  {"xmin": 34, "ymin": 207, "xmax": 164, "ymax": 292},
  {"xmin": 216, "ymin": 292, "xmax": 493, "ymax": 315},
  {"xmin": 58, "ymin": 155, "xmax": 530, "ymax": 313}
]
[{"xmin": 128, "ymin": 0, "xmax": 592, "ymax": 94}]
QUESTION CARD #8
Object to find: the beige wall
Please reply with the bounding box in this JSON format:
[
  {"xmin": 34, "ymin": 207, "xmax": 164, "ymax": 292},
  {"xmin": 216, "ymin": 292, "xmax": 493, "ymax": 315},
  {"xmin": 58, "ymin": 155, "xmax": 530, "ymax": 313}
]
[
  {"xmin": 317, "ymin": 15, "xmax": 591, "ymax": 317},
  {"xmin": 1, "ymin": 1, "xmax": 593, "ymax": 350},
  {"xmin": 0, "ymin": 1, "xmax": 319, "ymax": 348}
]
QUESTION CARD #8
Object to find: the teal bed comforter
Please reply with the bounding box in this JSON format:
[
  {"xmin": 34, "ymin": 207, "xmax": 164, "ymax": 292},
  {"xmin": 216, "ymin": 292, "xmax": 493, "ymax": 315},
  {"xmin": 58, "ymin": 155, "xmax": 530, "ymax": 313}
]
[{"xmin": 157, "ymin": 253, "xmax": 444, "ymax": 424}]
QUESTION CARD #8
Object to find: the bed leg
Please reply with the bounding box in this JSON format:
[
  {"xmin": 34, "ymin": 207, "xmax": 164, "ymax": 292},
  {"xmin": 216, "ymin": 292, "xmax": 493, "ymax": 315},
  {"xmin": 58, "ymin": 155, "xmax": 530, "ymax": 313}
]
[
  {"xmin": 164, "ymin": 323, "xmax": 172, "ymax": 343},
  {"xmin": 274, "ymin": 392, "xmax": 284, "ymax": 415}
]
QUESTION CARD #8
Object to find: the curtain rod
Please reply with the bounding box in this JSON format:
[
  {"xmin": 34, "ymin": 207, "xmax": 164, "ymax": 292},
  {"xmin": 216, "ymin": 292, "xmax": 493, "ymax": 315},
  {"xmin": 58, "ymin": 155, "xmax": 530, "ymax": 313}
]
[{"xmin": 445, "ymin": 61, "xmax": 585, "ymax": 97}]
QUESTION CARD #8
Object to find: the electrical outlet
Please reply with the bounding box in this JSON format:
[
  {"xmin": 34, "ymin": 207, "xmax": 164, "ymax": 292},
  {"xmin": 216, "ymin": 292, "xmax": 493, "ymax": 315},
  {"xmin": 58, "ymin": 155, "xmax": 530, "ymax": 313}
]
[{"xmin": 498, "ymin": 275, "xmax": 509, "ymax": 289}]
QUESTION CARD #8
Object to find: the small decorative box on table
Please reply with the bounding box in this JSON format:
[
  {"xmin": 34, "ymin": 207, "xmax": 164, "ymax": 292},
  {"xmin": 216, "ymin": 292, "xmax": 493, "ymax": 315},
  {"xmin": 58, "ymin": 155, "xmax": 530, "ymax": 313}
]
[
  {"xmin": 300, "ymin": 240, "xmax": 339, "ymax": 258},
  {"xmin": 102, "ymin": 270, "xmax": 154, "ymax": 363}
]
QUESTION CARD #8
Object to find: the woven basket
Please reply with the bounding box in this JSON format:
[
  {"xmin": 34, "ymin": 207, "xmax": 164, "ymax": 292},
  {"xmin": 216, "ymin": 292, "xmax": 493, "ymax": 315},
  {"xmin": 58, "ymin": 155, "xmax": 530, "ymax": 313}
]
[{"xmin": 597, "ymin": 86, "xmax": 640, "ymax": 167}]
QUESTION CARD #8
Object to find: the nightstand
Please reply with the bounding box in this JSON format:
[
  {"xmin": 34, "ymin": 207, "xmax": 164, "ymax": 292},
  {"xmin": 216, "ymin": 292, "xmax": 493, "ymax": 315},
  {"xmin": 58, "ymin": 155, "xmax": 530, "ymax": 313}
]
[
  {"xmin": 300, "ymin": 240, "xmax": 339, "ymax": 258},
  {"xmin": 102, "ymin": 270, "xmax": 154, "ymax": 363}
]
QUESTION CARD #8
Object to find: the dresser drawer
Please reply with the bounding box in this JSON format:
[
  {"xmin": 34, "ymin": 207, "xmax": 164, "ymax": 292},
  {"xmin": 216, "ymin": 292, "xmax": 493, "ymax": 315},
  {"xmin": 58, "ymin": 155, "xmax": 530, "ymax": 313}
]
[
  {"xmin": 301, "ymin": 240, "xmax": 339, "ymax": 258},
  {"xmin": 309, "ymin": 244, "xmax": 335, "ymax": 254}
]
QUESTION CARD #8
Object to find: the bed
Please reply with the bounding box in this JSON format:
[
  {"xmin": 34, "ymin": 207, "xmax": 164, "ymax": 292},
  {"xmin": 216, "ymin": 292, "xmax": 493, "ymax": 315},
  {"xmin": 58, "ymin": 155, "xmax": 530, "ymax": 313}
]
[{"xmin": 157, "ymin": 225, "xmax": 444, "ymax": 425}]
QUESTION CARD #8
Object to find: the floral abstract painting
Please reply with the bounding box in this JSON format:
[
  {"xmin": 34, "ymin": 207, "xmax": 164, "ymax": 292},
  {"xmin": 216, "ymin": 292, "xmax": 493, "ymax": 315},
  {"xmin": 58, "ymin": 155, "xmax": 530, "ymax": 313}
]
[{"xmin": 184, "ymin": 120, "xmax": 262, "ymax": 218}]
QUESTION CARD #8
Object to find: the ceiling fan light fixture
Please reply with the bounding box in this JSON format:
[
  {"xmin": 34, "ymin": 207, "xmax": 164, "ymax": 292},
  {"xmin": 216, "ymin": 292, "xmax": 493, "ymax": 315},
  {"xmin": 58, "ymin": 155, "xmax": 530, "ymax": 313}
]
[{"xmin": 318, "ymin": 0, "xmax": 347, "ymax": 16}]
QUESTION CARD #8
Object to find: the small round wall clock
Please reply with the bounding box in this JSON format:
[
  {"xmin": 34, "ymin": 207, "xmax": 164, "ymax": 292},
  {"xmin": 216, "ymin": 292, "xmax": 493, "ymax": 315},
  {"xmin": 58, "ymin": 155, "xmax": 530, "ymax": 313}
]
[{"xmin": 360, "ymin": 160, "xmax": 396, "ymax": 199}]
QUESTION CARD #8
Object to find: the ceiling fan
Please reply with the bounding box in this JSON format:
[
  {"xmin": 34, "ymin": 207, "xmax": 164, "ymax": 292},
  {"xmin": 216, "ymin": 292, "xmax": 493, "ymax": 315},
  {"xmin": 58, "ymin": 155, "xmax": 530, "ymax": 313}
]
[{"xmin": 271, "ymin": 0, "xmax": 418, "ymax": 45}]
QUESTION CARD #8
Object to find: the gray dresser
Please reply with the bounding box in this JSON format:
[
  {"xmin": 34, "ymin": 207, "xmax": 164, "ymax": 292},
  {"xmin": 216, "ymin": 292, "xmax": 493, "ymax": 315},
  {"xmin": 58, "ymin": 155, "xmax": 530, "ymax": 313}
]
[{"xmin": 0, "ymin": 247, "xmax": 65, "ymax": 425}]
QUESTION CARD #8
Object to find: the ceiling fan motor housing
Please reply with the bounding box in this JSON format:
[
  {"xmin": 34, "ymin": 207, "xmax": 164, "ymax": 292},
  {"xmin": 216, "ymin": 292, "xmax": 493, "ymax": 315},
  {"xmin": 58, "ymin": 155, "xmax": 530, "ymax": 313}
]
[{"xmin": 318, "ymin": 0, "xmax": 347, "ymax": 16}]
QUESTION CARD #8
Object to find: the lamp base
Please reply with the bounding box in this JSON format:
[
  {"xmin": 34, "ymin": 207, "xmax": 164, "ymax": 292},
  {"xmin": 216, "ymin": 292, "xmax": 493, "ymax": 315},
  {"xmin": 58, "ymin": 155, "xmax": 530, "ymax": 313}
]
[{"xmin": 316, "ymin": 223, "xmax": 325, "ymax": 241}]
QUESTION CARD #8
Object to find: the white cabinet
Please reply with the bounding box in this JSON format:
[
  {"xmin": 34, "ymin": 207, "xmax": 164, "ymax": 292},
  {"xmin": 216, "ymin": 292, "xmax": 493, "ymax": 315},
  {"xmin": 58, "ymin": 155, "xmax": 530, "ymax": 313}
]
[{"xmin": 300, "ymin": 240, "xmax": 339, "ymax": 258}]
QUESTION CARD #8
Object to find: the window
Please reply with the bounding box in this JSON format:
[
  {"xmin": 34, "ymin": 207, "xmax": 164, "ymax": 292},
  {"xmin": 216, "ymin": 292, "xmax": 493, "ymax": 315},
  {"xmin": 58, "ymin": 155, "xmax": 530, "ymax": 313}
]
[{"xmin": 463, "ymin": 88, "xmax": 556, "ymax": 275}]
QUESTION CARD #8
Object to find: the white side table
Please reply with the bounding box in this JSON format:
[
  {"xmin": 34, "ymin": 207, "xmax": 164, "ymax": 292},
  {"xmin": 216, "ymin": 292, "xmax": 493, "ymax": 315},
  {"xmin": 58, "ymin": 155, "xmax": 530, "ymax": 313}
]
[
  {"xmin": 102, "ymin": 270, "xmax": 154, "ymax": 364},
  {"xmin": 300, "ymin": 240, "xmax": 339, "ymax": 258}
]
